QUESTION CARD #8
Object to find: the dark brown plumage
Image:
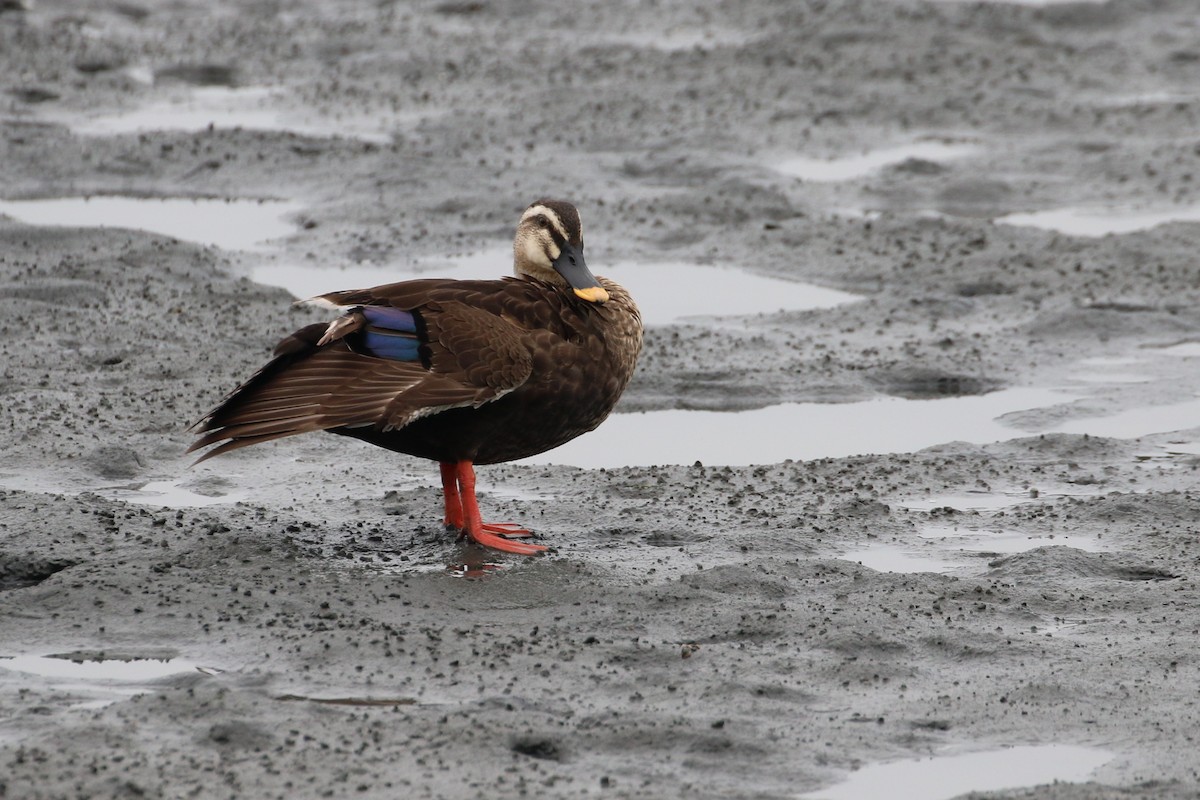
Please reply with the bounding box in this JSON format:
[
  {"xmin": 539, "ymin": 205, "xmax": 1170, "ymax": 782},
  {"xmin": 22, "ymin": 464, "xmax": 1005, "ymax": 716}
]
[{"xmin": 190, "ymin": 199, "xmax": 642, "ymax": 554}]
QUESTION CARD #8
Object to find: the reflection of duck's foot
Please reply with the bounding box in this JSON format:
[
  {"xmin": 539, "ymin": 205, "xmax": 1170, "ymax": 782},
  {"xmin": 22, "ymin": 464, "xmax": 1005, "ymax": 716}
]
[{"xmin": 448, "ymin": 561, "xmax": 504, "ymax": 579}]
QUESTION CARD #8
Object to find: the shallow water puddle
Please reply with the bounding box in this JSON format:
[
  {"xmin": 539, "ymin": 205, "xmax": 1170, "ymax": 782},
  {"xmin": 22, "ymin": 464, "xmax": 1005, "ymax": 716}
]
[
  {"xmin": 898, "ymin": 492, "xmax": 1035, "ymax": 512},
  {"xmin": 995, "ymin": 205, "xmax": 1200, "ymax": 237},
  {"xmin": 521, "ymin": 388, "xmax": 1068, "ymax": 468},
  {"xmin": 1154, "ymin": 342, "xmax": 1200, "ymax": 358},
  {"xmin": 898, "ymin": 487, "xmax": 1099, "ymax": 512},
  {"xmin": 0, "ymin": 196, "xmax": 301, "ymax": 250},
  {"xmin": 275, "ymin": 693, "xmax": 416, "ymax": 706},
  {"xmin": 0, "ymin": 654, "xmax": 219, "ymax": 713},
  {"xmin": 842, "ymin": 539, "xmax": 1083, "ymax": 576},
  {"xmin": 1067, "ymin": 355, "xmax": 1153, "ymax": 385},
  {"xmin": 919, "ymin": 524, "xmax": 1105, "ymax": 554},
  {"xmin": 528, "ymin": 383, "xmax": 1200, "ymax": 468},
  {"xmin": 1147, "ymin": 437, "xmax": 1200, "ymax": 457},
  {"xmin": 253, "ymin": 248, "xmax": 861, "ymax": 325},
  {"xmin": 843, "ymin": 522, "xmax": 1106, "ymax": 575},
  {"xmin": 798, "ymin": 744, "xmax": 1112, "ymax": 800},
  {"xmin": 774, "ymin": 140, "xmax": 979, "ymax": 183},
  {"xmin": 0, "ymin": 473, "xmax": 245, "ymax": 510},
  {"xmin": 1097, "ymin": 91, "xmax": 1195, "ymax": 108},
  {"xmin": 97, "ymin": 479, "xmax": 244, "ymax": 508},
  {"xmin": 1050, "ymin": 395, "xmax": 1200, "ymax": 440},
  {"xmin": 0, "ymin": 654, "xmax": 209, "ymax": 682},
  {"xmin": 1068, "ymin": 371, "xmax": 1152, "ymax": 385},
  {"xmin": 841, "ymin": 545, "xmax": 958, "ymax": 575},
  {"xmin": 63, "ymin": 86, "xmax": 402, "ymax": 143}
]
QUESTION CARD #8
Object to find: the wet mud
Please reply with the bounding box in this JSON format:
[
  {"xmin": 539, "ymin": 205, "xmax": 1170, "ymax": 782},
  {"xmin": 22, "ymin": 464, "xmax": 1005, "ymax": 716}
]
[{"xmin": 2, "ymin": 1, "xmax": 1200, "ymax": 798}]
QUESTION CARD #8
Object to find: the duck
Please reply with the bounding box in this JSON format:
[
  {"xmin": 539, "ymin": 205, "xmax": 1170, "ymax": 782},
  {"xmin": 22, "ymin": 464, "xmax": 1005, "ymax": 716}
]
[{"xmin": 189, "ymin": 199, "xmax": 643, "ymax": 555}]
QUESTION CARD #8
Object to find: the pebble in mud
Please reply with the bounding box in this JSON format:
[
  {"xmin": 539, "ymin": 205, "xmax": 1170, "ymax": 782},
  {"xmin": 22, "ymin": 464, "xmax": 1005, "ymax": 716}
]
[{"xmin": 2, "ymin": 1, "xmax": 1200, "ymax": 799}]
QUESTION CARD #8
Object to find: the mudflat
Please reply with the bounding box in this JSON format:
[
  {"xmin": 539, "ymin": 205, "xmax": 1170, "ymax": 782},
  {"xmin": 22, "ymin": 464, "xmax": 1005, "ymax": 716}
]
[{"xmin": 2, "ymin": 1, "xmax": 1199, "ymax": 798}]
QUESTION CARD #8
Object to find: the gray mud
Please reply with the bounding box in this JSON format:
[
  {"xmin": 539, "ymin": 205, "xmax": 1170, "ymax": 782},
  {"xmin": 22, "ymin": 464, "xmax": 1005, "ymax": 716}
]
[{"xmin": 2, "ymin": 1, "xmax": 1200, "ymax": 798}]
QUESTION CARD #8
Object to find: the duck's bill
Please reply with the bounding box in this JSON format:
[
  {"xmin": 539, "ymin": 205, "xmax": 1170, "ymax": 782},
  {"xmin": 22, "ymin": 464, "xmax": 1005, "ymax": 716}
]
[
  {"xmin": 573, "ymin": 285, "xmax": 609, "ymax": 303},
  {"xmin": 553, "ymin": 243, "xmax": 610, "ymax": 304}
]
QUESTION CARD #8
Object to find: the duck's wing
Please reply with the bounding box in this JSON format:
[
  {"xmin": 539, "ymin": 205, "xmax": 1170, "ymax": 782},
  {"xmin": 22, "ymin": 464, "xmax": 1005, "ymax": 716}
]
[{"xmin": 189, "ymin": 287, "xmax": 534, "ymax": 461}]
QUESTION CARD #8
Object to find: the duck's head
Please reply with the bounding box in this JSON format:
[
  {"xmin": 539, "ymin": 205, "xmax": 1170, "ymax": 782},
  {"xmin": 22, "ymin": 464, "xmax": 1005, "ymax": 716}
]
[{"xmin": 513, "ymin": 198, "xmax": 609, "ymax": 304}]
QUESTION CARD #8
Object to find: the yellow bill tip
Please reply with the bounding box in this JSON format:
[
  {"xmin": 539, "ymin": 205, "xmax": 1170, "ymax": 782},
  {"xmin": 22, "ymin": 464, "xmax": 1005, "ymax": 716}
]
[{"xmin": 574, "ymin": 285, "xmax": 609, "ymax": 303}]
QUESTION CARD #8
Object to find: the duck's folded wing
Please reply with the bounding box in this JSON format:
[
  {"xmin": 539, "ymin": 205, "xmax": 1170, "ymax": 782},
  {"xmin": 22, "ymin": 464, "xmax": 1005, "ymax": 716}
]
[
  {"xmin": 189, "ymin": 300, "xmax": 533, "ymax": 461},
  {"xmin": 416, "ymin": 300, "xmax": 533, "ymax": 400}
]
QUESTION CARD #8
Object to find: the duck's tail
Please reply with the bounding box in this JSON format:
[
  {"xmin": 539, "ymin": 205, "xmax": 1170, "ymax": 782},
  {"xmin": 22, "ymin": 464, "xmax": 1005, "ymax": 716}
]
[
  {"xmin": 186, "ymin": 323, "xmax": 331, "ymax": 463},
  {"xmin": 187, "ymin": 307, "xmax": 436, "ymax": 463}
]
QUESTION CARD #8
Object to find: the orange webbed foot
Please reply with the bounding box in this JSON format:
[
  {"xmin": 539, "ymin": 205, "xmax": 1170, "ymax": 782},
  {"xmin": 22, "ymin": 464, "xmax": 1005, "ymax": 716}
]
[
  {"xmin": 469, "ymin": 527, "xmax": 547, "ymax": 555},
  {"xmin": 480, "ymin": 522, "xmax": 534, "ymax": 538}
]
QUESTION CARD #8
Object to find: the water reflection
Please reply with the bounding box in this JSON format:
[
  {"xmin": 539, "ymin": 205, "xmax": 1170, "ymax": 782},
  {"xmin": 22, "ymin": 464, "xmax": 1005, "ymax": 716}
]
[
  {"xmin": 520, "ymin": 388, "xmax": 1069, "ymax": 468},
  {"xmin": 843, "ymin": 525, "xmax": 1108, "ymax": 576},
  {"xmin": 275, "ymin": 693, "xmax": 416, "ymax": 706},
  {"xmin": 774, "ymin": 140, "xmax": 979, "ymax": 183},
  {"xmin": 799, "ymin": 744, "xmax": 1112, "ymax": 800},
  {"xmin": 0, "ymin": 196, "xmax": 301, "ymax": 251},
  {"xmin": 1051, "ymin": 396, "xmax": 1200, "ymax": 439},
  {"xmin": 62, "ymin": 86, "xmax": 404, "ymax": 143},
  {"xmin": 528, "ymin": 383, "xmax": 1200, "ymax": 468},
  {"xmin": 447, "ymin": 555, "xmax": 506, "ymax": 580},
  {"xmin": 919, "ymin": 525, "xmax": 1106, "ymax": 555},
  {"xmin": 97, "ymin": 479, "xmax": 243, "ymax": 509},
  {"xmin": 841, "ymin": 545, "xmax": 957, "ymax": 575},
  {"xmin": 996, "ymin": 205, "xmax": 1200, "ymax": 237},
  {"xmin": 897, "ymin": 488, "xmax": 1099, "ymax": 512},
  {"xmin": 1152, "ymin": 342, "xmax": 1200, "ymax": 358},
  {"xmin": 0, "ymin": 654, "xmax": 221, "ymax": 714},
  {"xmin": 0, "ymin": 654, "xmax": 211, "ymax": 682}
]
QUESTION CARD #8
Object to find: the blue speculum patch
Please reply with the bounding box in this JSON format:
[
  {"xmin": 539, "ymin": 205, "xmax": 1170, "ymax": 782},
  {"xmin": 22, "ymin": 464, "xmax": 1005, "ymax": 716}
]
[{"xmin": 360, "ymin": 307, "xmax": 420, "ymax": 361}]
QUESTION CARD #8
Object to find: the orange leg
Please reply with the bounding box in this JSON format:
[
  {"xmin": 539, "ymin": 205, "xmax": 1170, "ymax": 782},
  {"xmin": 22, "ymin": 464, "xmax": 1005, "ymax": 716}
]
[
  {"xmin": 442, "ymin": 461, "xmax": 529, "ymax": 535},
  {"xmin": 441, "ymin": 461, "xmax": 546, "ymax": 555},
  {"xmin": 439, "ymin": 462, "xmax": 465, "ymax": 529}
]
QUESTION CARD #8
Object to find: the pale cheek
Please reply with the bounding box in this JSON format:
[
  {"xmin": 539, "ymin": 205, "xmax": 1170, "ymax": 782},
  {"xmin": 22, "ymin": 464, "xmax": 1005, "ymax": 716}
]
[{"xmin": 522, "ymin": 236, "xmax": 553, "ymax": 269}]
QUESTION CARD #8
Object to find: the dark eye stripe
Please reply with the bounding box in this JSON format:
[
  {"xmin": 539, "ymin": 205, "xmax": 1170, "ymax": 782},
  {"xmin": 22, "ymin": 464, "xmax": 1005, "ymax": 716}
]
[
  {"xmin": 521, "ymin": 203, "xmax": 576, "ymax": 244},
  {"xmin": 535, "ymin": 215, "xmax": 567, "ymax": 247}
]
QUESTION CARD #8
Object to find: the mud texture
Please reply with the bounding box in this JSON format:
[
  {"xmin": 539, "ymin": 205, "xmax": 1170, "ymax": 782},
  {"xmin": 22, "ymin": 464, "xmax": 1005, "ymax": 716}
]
[{"xmin": 3, "ymin": 1, "xmax": 1200, "ymax": 798}]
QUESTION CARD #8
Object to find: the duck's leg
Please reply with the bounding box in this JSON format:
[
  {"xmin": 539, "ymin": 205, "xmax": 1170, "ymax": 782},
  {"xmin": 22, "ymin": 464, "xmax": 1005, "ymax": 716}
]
[
  {"xmin": 452, "ymin": 461, "xmax": 546, "ymax": 555},
  {"xmin": 440, "ymin": 461, "xmax": 532, "ymax": 539},
  {"xmin": 439, "ymin": 462, "xmax": 465, "ymax": 529}
]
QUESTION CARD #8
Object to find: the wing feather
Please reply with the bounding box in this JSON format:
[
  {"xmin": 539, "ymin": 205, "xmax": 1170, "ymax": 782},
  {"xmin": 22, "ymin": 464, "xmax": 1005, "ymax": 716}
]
[{"xmin": 191, "ymin": 289, "xmax": 537, "ymax": 459}]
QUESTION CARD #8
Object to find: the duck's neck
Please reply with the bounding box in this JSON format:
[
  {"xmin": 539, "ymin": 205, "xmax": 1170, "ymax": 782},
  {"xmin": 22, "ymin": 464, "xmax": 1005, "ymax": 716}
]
[{"xmin": 513, "ymin": 260, "xmax": 566, "ymax": 289}]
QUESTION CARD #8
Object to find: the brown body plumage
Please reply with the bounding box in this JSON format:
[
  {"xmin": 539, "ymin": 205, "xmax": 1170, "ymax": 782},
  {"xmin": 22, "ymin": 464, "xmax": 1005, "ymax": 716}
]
[{"xmin": 190, "ymin": 199, "xmax": 642, "ymax": 554}]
